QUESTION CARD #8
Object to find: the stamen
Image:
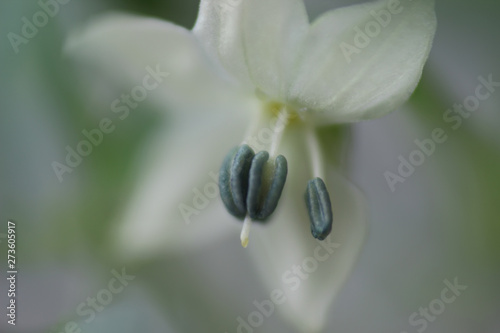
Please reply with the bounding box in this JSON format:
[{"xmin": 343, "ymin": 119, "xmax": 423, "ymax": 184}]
[
  {"xmin": 220, "ymin": 104, "xmax": 293, "ymax": 248},
  {"xmin": 304, "ymin": 123, "xmax": 333, "ymax": 240},
  {"xmin": 230, "ymin": 145, "xmax": 255, "ymax": 214},
  {"xmin": 269, "ymin": 108, "xmax": 289, "ymax": 157},
  {"xmin": 246, "ymin": 151, "xmax": 269, "ymax": 219},
  {"xmin": 247, "ymin": 154, "xmax": 288, "ymax": 220},
  {"xmin": 306, "ymin": 122, "xmax": 325, "ymax": 178},
  {"xmin": 240, "ymin": 216, "xmax": 252, "ymax": 248},
  {"xmin": 305, "ymin": 178, "xmax": 333, "ymax": 240},
  {"xmin": 219, "ymin": 146, "xmax": 246, "ymax": 218}
]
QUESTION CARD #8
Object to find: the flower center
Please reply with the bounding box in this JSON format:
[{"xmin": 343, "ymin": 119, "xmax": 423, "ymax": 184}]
[
  {"xmin": 241, "ymin": 101, "xmax": 299, "ymax": 156},
  {"xmin": 219, "ymin": 100, "xmax": 334, "ymax": 247},
  {"xmin": 217, "ymin": 101, "xmax": 295, "ymax": 247}
]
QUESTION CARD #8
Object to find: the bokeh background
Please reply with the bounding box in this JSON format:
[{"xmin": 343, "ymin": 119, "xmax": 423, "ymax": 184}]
[{"xmin": 1, "ymin": 0, "xmax": 499, "ymax": 332}]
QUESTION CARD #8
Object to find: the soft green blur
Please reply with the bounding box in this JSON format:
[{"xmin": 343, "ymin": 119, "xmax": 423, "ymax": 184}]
[{"xmin": 0, "ymin": 0, "xmax": 499, "ymax": 332}]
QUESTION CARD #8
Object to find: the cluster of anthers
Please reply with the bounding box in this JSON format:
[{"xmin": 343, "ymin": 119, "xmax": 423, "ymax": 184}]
[{"xmin": 218, "ymin": 106, "xmax": 333, "ymax": 248}]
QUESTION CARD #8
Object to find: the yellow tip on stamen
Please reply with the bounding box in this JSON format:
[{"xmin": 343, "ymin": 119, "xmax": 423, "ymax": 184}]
[{"xmin": 240, "ymin": 216, "xmax": 252, "ymax": 248}]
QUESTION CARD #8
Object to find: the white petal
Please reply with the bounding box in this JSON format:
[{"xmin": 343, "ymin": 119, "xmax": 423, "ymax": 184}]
[
  {"xmin": 65, "ymin": 14, "xmax": 244, "ymax": 116},
  {"xmin": 289, "ymin": 0, "xmax": 437, "ymax": 123},
  {"xmin": 112, "ymin": 109, "xmax": 254, "ymax": 261},
  {"xmin": 246, "ymin": 125, "xmax": 368, "ymax": 332},
  {"xmin": 193, "ymin": 0, "xmax": 309, "ymax": 100}
]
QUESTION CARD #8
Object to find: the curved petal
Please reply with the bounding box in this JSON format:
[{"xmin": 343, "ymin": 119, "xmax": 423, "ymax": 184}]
[
  {"xmin": 245, "ymin": 124, "xmax": 368, "ymax": 332},
  {"xmin": 65, "ymin": 14, "xmax": 246, "ymax": 116},
  {"xmin": 112, "ymin": 107, "xmax": 256, "ymax": 261},
  {"xmin": 288, "ymin": 0, "xmax": 437, "ymax": 123},
  {"xmin": 193, "ymin": 0, "xmax": 309, "ymax": 101}
]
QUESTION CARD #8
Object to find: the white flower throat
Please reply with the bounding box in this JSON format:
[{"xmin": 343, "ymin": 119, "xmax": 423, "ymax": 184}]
[{"xmin": 218, "ymin": 100, "xmax": 333, "ymax": 248}]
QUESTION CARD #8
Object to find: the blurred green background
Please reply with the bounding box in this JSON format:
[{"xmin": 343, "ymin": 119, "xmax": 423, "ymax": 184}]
[{"xmin": 0, "ymin": 0, "xmax": 499, "ymax": 332}]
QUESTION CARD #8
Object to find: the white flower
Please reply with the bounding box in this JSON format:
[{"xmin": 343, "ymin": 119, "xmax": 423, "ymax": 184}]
[{"xmin": 66, "ymin": 0, "xmax": 436, "ymax": 331}]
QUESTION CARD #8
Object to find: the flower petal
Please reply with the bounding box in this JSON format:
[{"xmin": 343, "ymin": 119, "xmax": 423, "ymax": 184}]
[
  {"xmin": 246, "ymin": 124, "xmax": 368, "ymax": 332},
  {"xmin": 193, "ymin": 0, "xmax": 309, "ymax": 101},
  {"xmin": 112, "ymin": 108, "xmax": 254, "ymax": 261},
  {"xmin": 65, "ymin": 14, "xmax": 244, "ymax": 116},
  {"xmin": 289, "ymin": 0, "xmax": 437, "ymax": 123}
]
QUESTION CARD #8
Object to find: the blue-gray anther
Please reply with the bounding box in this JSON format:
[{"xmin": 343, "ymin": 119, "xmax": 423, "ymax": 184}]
[
  {"xmin": 230, "ymin": 145, "xmax": 255, "ymax": 214},
  {"xmin": 247, "ymin": 152, "xmax": 288, "ymax": 221},
  {"xmin": 305, "ymin": 177, "xmax": 333, "ymax": 240},
  {"xmin": 219, "ymin": 146, "xmax": 246, "ymax": 218}
]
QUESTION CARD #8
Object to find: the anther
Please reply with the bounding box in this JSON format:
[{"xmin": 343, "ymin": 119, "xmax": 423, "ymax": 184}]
[
  {"xmin": 230, "ymin": 145, "xmax": 255, "ymax": 214},
  {"xmin": 247, "ymin": 153, "xmax": 288, "ymax": 220},
  {"xmin": 219, "ymin": 145, "xmax": 288, "ymax": 248},
  {"xmin": 219, "ymin": 147, "xmax": 245, "ymax": 218},
  {"xmin": 219, "ymin": 145, "xmax": 255, "ymax": 218},
  {"xmin": 305, "ymin": 177, "xmax": 333, "ymax": 240}
]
